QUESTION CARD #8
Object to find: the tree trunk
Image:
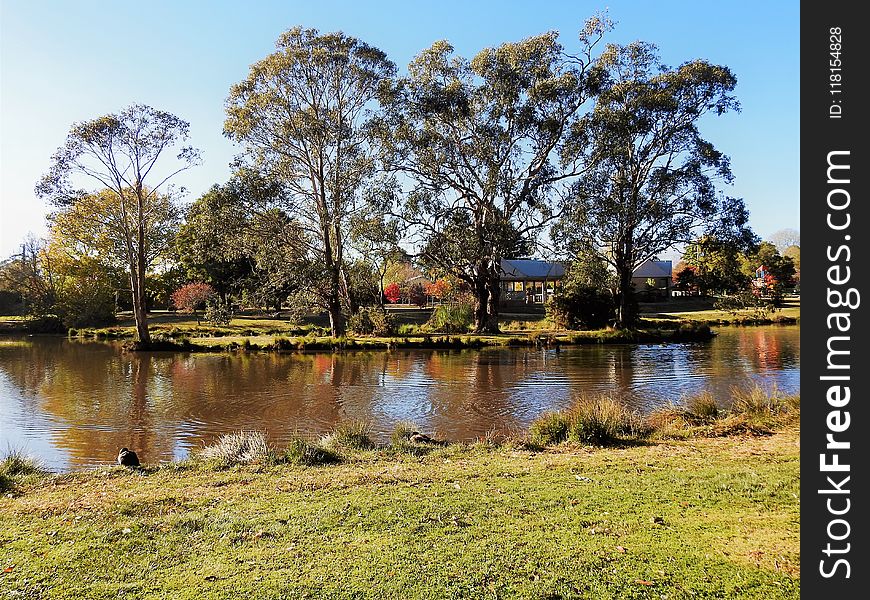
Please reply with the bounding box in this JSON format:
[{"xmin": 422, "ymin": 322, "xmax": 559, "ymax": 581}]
[
  {"xmin": 484, "ymin": 274, "xmax": 502, "ymax": 333},
  {"xmin": 129, "ymin": 265, "xmax": 151, "ymax": 345},
  {"xmin": 328, "ymin": 300, "xmax": 345, "ymax": 337},
  {"xmin": 328, "ymin": 268, "xmax": 346, "ymax": 337},
  {"xmin": 133, "ymin": 192, "xmax": 151, "ymax": 345},
  {"xmin": 615, "ymin": 264, "xmax": 635, "ymax": 329},
  {"xmin": 473, "ymin": 275, "xmax": 489, "ymax": 333}
]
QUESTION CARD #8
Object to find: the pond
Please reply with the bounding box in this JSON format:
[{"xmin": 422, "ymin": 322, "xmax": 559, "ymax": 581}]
[{"xmin": 0, "ymin": 325, "xmax": 799, "ymax": 471}]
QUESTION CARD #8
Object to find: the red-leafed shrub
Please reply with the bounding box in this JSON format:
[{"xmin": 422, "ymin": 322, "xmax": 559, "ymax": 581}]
[
  {"xmin": 171, "ymin": 282, "xmax": 215, "ymax": 313},
  {"xmin": 384, "ymin": 282, "xmax": 401, "ymax": 304},
  {"xmin": 425, "ymin": 279, "xmax": 453, "ymax": 301}
]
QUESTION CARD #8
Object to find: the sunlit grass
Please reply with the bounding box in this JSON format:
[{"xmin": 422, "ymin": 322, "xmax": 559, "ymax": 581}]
[{"xmin": 0, "ymin": 425, "xmax": 800, "ymax": 598}]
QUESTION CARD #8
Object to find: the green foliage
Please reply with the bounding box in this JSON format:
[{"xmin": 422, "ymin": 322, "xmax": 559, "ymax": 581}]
[
  {"xmin": 557, "ymin": 42, "xmax": 750, "ymax": 327},
  {"xmin": 348, "ymin": 306, "xmax": 397, "ymax": 336},
  {"xmin": 685, "ymin": 391, "xmax": 719, "ymax": 421},
  {"xmin": 528, "ymin": 412, "xmax": 570, "ymax": 446},
  {"xmin": 56, "ymin": 275, "xmax": 116, "ymax": 328},
  {"xmin": 320, "ymin": 420, "xmax": 375, "ymax": 451},
  {"xmin": 173, "ymin": 179, "xmax": 263, "ymax": 298},
  {"xmin": 567, "ymin": 396, "xmax": 647, "ymax": 445},
  {"xmin": 204, "ymin": 297, "xmax": 233, "ymax": 326},
  {"xmin": 36, "ymin": 104, "xmax": 198, "ymax": 345},
  {"xmin": 680, "ymin": 234, "xmax": 756, "ymax": 295},
  {"xmin": 277, "ymin": 439, "xmax": 340, "ymax": 466},
  {"xmin": 0, "ymin": 449, "xmax": 46, "ymax": 478},
  {"xmin": 225, "ymin": 28, "xmax": 396, "ymax": 336},
  {"xmin": 529, "ymin": 396, "xmax": 646, "ymax": 447},
  {"xmin": 424, "ymin": 302, "xmax": 474, "ymax": 333},
  {"xmin": 730, "ymin": 385, "xmax": 789, "ymax": 422},
  {"xmin": 546, "ymin": 284, "xmax": 613, "ymax": 330},
  {"xmin": 375, "ymin": 17, "xmax": 612, "ymax": 332},
  {"xmin": 742, "ymin": 242, "xmax": 796, "ymax": 306}
]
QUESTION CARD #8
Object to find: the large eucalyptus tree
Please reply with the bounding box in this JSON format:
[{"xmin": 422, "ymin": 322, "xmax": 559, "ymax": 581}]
[
  {"xmin": 225, "ymin": 27, "xmax": 396, "ymax": 336},
  {"xmin": 36, "ymin": 104, "xmax": 199, "ymax": 345},
  {"xmin": 557, "ymin": 42, "xmax": 753, "ymax": 327},
  {"xmin": 374, "ymin": 16, "xmax": 612, "ymax": 333}
]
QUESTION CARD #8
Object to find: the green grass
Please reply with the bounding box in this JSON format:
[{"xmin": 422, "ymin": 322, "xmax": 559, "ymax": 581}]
[
  {"xmin": 0, "ymin": 426, "xmax": 800, "ymax": 599},
  {"xmin": 0, "ymin": 448, "xmax": 47, "ymax": 493},
  {"xmin": 641, "ymin": 297, "xmax": 800, "ymax": 326}
]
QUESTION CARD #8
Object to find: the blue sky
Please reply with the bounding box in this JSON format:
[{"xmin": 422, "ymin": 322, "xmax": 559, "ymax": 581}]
[{"xmin": 0, "ymin": 0, "xmax": 799, "ymax": 258}]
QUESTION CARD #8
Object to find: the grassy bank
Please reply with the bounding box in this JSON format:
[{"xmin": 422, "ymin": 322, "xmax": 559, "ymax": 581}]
[
  {"xmin": 65, "ymin": 321, "xmax": 717, "ymax": 353},
  {"xmin": 1, "ymin": 393, "xmax": 800, "ymax": 599},
  {"xmin": 639, "ymin": 297, "xmax": 800, "ymax": 327}
]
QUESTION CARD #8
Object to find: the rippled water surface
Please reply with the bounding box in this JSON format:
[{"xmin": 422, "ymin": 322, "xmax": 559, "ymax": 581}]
[{"xmin": 0, "ymin": 326, "xmax": 799, "ymax": 470}]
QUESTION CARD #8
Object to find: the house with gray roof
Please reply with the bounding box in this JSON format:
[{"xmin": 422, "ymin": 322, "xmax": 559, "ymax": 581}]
[{"xmin": 498, "ymin": 258, "xmax": 672, "ymax": 304}]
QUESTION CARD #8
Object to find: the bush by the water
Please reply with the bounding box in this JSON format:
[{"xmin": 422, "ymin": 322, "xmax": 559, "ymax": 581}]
[
  {"xmin": 348, "ymin": 306, "xmax": 397, "ymax": 336},
  {"xmin": 277, "ymin": 439, "xmax": 340, "ymax": 466},
  {"xmin": 528, "ymin": 412, "xmax": 570, "ymax": 445},
  {"xmin": 320, "ymin": 420, "xmax": 374, "ymax": 450},
  {"xmin": 199, "ymin": 431, "xmax": 269, "ymax": 465},
  {"xmin": 0, "ymin": 449, "xmax": 46, "ymax": 492},
  {"xmin": 546, "ymin": 285, "xmax": 614, "ymax": 330},
  {"xmin": 424, "ymin": 302, "xmax": 474, "ymax": 333},
  {"xmin": 686, "ymin": 391, "xmax": 719, "ymax": 421},
  {"xmin": 529, "ymin": 396, "xmax": 645, "ymax": 446}
]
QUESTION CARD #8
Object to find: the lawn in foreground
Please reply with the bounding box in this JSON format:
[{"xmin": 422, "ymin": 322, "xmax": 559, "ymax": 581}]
[{"xmin": 0, "ymin": 430, "xmax": 799, "ymax": 599}]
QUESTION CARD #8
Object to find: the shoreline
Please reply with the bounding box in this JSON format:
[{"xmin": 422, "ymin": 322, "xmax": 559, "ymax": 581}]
[
  {"xmin": 1, "ymin": 421, "xmax": 800, "ymax": 598},
  {"xmin": 0, "ymin": 318, "xmax": 800, "ymax": 354}
]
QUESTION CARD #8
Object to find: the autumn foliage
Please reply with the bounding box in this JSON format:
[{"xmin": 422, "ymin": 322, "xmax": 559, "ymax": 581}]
[
  {"xmin": 384, "ymin": 282, "xmax": 401, "ymax": 304},
  {"xmin": 424, "ymin": 279, "xmax": 453, "ymax": 301},
  {"xmin": 171, "ymin": 282, "xmax": 215, "ymax": 313}
]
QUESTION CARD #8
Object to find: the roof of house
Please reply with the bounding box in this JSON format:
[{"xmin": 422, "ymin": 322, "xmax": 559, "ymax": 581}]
[
  {"xmin": 500, "ymin": 259, "xmax": 566, "ymax": 279},
  {"xmin": 632, "ymin": 260, "xmax": 673, "ymax": 279}
]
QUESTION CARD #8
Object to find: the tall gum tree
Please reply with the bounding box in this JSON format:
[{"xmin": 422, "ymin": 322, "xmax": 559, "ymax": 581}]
[
  {"xmin": 224, "ymin": 27, "xmax": 396, "ymax": 336},
  {"xmin": 36, "ymin": 104, "xmax": 199, "ymax": 345},
  {"xmin": 374, "ymin": 16, "xmax": 612, "ymax": 333},
  {"xmin": 556, "ymin": 42, "xmax": 754, "ymax": 327}
]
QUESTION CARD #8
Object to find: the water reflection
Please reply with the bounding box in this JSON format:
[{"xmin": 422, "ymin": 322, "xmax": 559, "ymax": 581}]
[{"xmin": 0, "ymin": 326, "xmax": 799, "ymax": 471}]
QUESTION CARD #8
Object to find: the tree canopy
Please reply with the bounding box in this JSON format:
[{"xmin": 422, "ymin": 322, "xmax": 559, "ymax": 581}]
[
  {"xmin": 35, "ymin": 104, "xmax": 199, "ymax": 344},
  {"xmin": 556, "ymin": 42, "xmax": 753, "ymax": 326},
  {"xmin": 225, "ymin": 27, "xmax": 396, "ymax": 335},
  {"xmin": 374, "ymin": 15, "xmax": 612, "ymax": 332}
]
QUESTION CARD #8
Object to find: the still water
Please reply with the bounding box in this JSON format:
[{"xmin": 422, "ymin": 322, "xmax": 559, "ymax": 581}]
[{"xmin": 0, "ymin": 326, "xmax": 799, "ymax": 471}]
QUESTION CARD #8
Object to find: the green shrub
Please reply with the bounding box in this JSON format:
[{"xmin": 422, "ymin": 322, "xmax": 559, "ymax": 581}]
[
  {"xmin": 0, "ymin": 449, "xmax": 46, "ymax": 477},
  {"xmin": 568, "ymin": 396, "xmax": 646, "ymax": 445},
  {"xmin": 546, "ymin": 285, "xmax": 614, "ymax": 330},
  {"xmin": 730, "ymin": 384, "xmax": 785, "ymax": 418},
  {"xmin": 204, "ymin": 297, "xmax": 233, "ymax": 326},
  {"xmin": 425, "ymin": 302, "xmax": 474, "ymax": 333},
  {"xmin": 348, "ymin": 307, "xmax": 397, "ymax": 336},
  {"xmin": 397, "ymin": 323, "xmax": 420, "ymax": 336},
  {"xmin": 321, "ymin": 420, "xmax": 374, "ymax": 451},
  {"xmin": 278, "ymin": 439, "xmax": 340, "ymax": 466},
  {"xmin": 685, "ymin": 391, "xmax": 719, "ymax": 421},
  {"xmin": 528, "ymin": 412, "xmax": 570, "ymax": 445}
]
